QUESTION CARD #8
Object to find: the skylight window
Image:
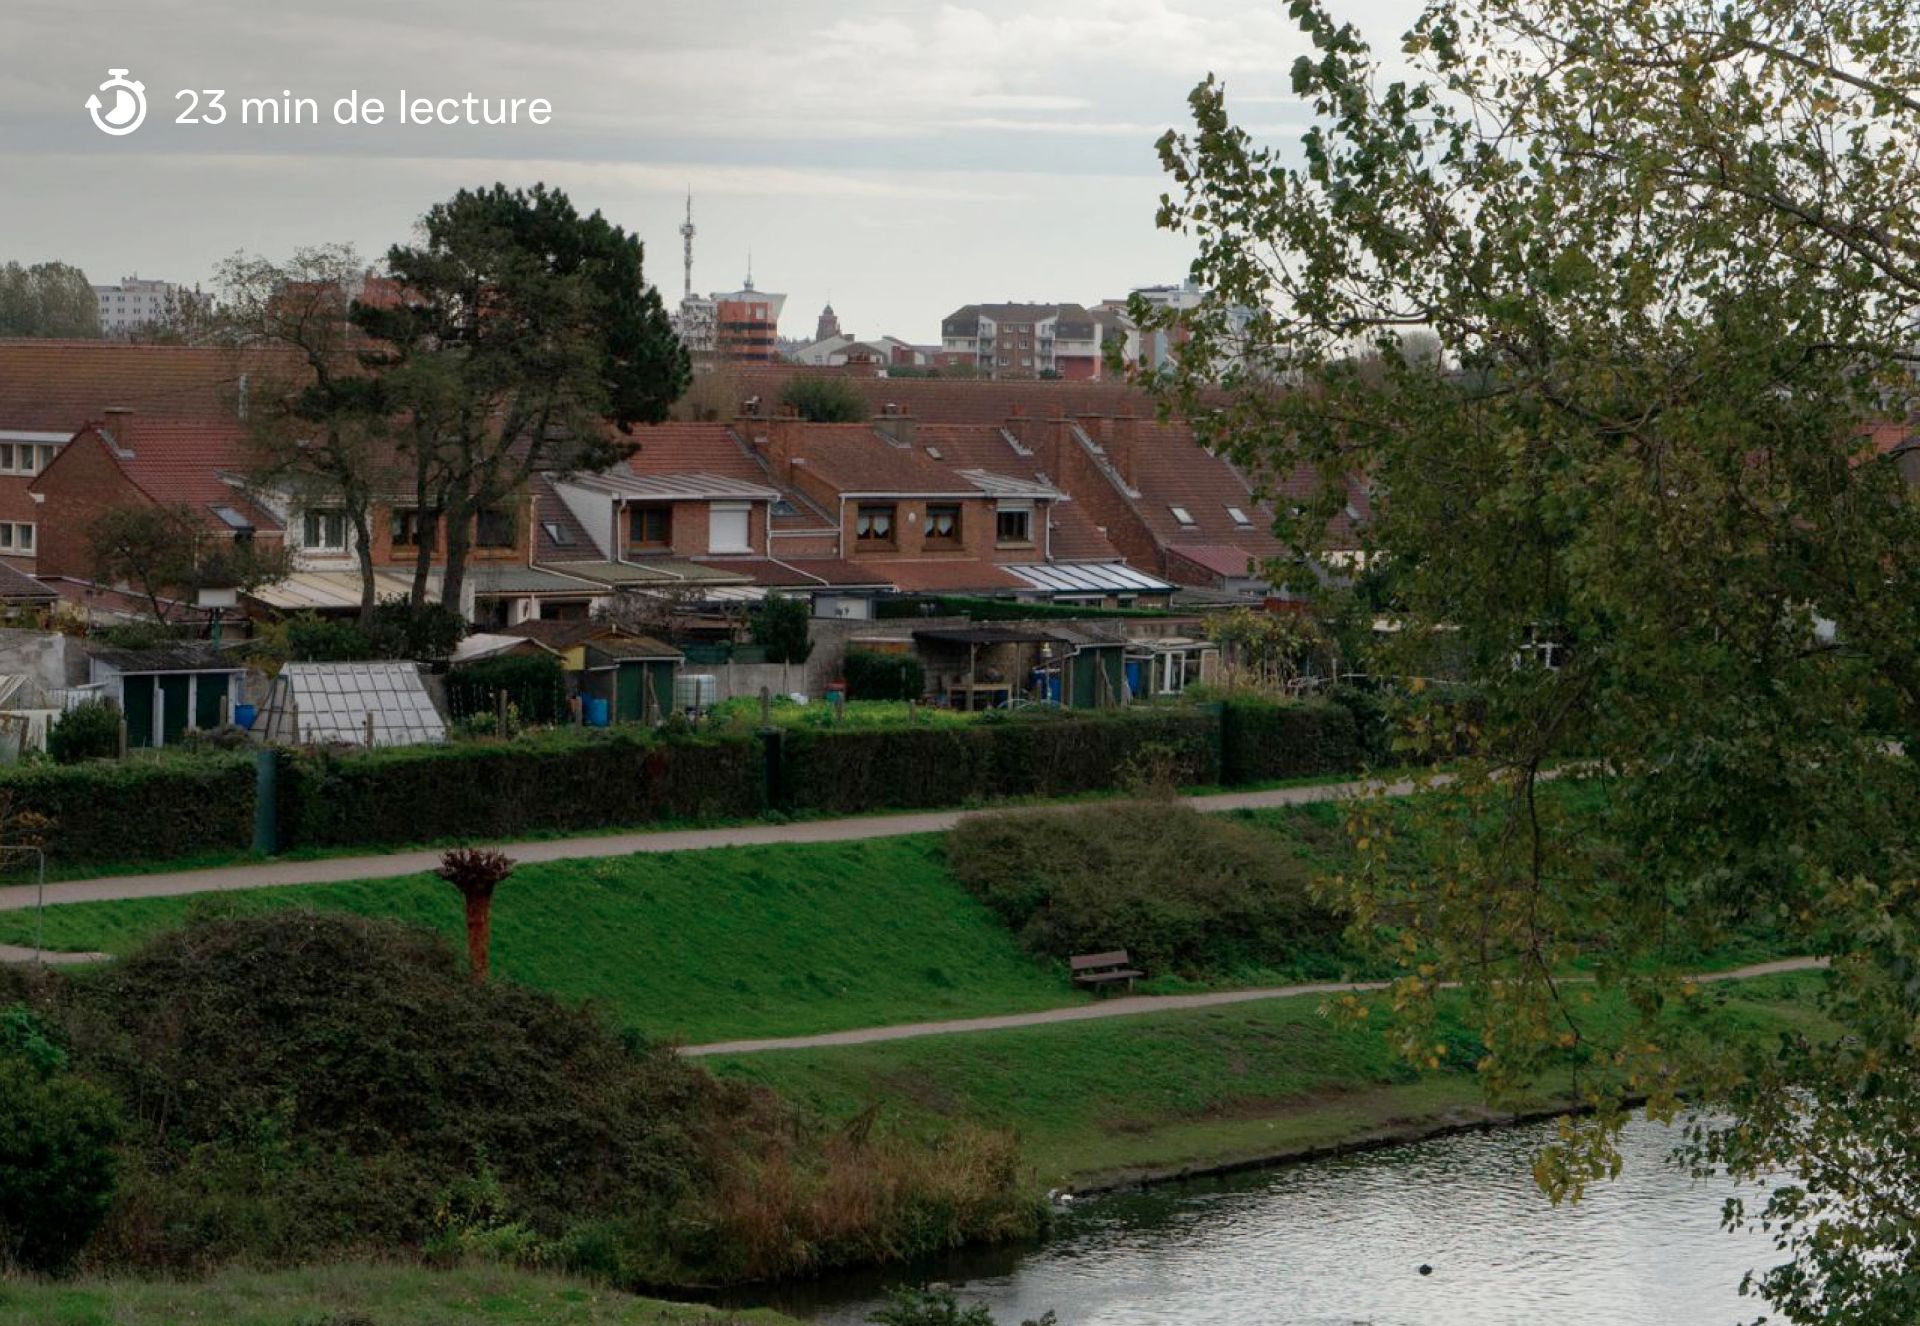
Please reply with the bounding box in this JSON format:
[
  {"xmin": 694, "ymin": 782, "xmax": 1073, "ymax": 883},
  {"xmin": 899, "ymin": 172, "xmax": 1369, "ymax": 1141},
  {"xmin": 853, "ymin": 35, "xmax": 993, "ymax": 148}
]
[
  {"xmin": 211, "ymin": 505, "xmax": 252, "ymax": 531},
  {"xmin": 541, "ymin": 520, "xmax": 574, "ymax": 546},
  {"xmin": 1170, "ymin": 505, "xmax": 1195, "ymax": 526},
  {"xmin": 1226, "ymin": 505, "xmax": 1251, "ymax": 526}
]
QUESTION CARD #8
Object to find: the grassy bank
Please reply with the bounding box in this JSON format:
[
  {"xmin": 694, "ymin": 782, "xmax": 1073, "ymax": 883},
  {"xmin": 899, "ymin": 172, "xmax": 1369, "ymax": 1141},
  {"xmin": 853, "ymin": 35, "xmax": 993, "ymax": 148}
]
[
  {"xmin": 0, "ymin": 1261, "xmax": 800, "ymax": 1325},
  {"xmin": 710, "ymin": 972, "xmax": 1830, "ymax": 1188},
  {"xmin": 0, "ymin": 836, "xmax": 1078, "ymax": 1043}
]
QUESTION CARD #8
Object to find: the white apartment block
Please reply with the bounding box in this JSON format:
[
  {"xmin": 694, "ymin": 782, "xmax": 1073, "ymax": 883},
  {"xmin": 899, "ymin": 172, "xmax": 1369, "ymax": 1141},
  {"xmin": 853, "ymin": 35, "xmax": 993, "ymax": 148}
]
[{"xmin": 92, "ymin": 276, "xmax": 191, "ymax": 336}]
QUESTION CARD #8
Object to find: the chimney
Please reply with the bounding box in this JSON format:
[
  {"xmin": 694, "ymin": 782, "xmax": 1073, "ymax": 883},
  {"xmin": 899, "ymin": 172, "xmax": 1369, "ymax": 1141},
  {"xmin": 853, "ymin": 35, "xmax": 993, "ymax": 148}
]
[
  {"xmin": 102, "ymin": 407, "xmax": 134, "ymax": 449},
  {"xmin": 872, "ymin": 411, "xmax": 916, "ymax": 448},
  {"xmin": 754, "ymin": 414, "xmax": 802, "ymax": 475}
]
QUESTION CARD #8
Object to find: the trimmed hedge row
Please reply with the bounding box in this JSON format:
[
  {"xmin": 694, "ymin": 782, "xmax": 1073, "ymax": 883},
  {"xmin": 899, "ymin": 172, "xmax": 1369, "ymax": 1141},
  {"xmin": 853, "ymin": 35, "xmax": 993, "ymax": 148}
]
[
  {"xmin": 0, "ymin": 700, "xmax": 1371, "ymax": 868},
  {"xmin": 279, "ymin": 731, "xmax": 765, "ymax": 849},
  {"xmin": 777, "ymin": 708, "xmax": 1223, "ymax": 814},
  {"xmin": 1220, "ymin": 698, "xmax": 1364, "ymax": 785},
  {"xmin": 0, "ymin": 755, "xmax": 256, "ymax": 867}
]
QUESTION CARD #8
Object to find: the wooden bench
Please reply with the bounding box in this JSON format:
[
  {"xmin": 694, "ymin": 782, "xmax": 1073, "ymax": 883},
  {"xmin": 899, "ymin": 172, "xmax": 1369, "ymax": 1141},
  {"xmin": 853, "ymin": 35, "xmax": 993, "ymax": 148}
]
[{"xmin": 1070, "ymin": 949, "xmax": 1145, "ymax": 994}]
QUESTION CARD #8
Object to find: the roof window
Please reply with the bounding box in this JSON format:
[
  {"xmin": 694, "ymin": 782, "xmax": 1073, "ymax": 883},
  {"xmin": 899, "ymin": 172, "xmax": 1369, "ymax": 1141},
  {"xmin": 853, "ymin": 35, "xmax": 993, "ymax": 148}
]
[
  {"xmin": 1226, "ymin": 505, "xmax": 1251, "ymax": 526},
  {"xmin": 1170, "ymin": 505, "xmax": 1195, "ymax": 526}
]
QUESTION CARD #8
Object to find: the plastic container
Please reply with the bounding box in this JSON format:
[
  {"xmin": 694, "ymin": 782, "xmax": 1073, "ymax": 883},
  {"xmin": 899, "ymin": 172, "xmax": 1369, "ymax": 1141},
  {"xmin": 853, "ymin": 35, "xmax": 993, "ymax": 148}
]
[
  {"xmin": 584, "ymin": 696, "xmax": 610, "ymax": 727},
  {"xmin": 233, "ymin": 703, "xmax": 258, "ymax": 731}
]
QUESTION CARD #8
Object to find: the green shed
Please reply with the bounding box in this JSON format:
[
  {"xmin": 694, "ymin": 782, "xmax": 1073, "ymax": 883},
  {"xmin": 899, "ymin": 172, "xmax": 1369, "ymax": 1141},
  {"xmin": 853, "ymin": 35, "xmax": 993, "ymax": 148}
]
[
  {"xmin": 88, "ymin": 644, "xmax": 245, "ymax": 748},
  {"xmin": 583, "ymin": 637, "xmax": 683, "ymax": 724},
  {"xmin": 1054, "ymin": 628, "xmax": 1126, "ymax": 709}
]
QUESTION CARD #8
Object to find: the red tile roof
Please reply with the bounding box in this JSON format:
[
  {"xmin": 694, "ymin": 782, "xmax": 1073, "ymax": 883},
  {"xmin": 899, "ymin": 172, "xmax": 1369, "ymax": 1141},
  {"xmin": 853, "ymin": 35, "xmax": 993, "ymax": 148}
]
[
  {"xmin": 38, "ymin": 420, "xmax": 282, "ymax": 533},
  {"xmin": 784, "ymin": 424, "xmax": 976, "ymax": 494},
  {"xmin": 625, "ymin": 422, "xmax": 777, "ymax": 485},
  {"xmin": 0, "ymin": 340, "xmax": 263, "ymax": 431},
  {"xmin": 731, "ymin": 365, "xmax": 1172, "ymax": 426}
]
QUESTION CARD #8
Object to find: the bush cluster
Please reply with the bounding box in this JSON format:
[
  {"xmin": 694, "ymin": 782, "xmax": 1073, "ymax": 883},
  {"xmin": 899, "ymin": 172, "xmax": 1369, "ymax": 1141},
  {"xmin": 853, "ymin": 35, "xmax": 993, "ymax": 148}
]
[
  {"xmin": 0, "ymin": 754, "xmax": 256, "ymax": 867},
  {"xmin": 778, "ymin": 708, "xmax": 1222, "ymax": 814},
  {"xmin": 47, "ymin": 701, "xmax": 121, "ymax": 765},
  {"xmin": 444, "ymin": 654, "xmax": 570, "ymax": 726},
  {"xmin": 946, "ymin": 801, "xmax": 1347, "ymax": 978},
  {"xmin": 842, "ymin": 649, "xmax": 926, "ymax": 701},
  {"xmin": 0, "ymin": 1004, "xmax": 121, "ymax": 1273},
  {"xmin": 2, "ymin": 700, "xmax": 1372, "ymax": 867},
  {"xmin": 1219, "ymin": 697, "xmax": 1364, "ymax": 784},
  {"xmin": 2, "ymin": 912, "xmax": 1041, "ymax": 1284},
  {"xmin": 280, "ymin": 730, "xmax": 763, "ymax": 848}
]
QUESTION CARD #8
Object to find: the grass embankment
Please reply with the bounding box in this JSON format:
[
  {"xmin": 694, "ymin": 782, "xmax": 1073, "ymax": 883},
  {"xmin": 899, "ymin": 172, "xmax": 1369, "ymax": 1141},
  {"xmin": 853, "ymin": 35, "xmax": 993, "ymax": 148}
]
[
  {"xmin": 0, "ymin": 836, "xmax": 1080, "ymax": 1043},
  {"xmin": 0, "ymin": 1262, "xmax": 799, "ymax": 1326},
  {"xmin": 713, "ymin": 972, "xmax": 1829, "ymax": 1188}
]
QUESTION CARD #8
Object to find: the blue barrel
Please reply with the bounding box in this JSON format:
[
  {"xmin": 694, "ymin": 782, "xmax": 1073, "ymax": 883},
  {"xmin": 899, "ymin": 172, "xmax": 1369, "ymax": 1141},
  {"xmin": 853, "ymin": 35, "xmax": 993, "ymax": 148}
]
[
  {"xmin": 584, "ymin": 696, "xmax": 610, "ymax": 727},
  {"xmin": 234, "ymin": 703, "xmax": 258, "ymax": 731}
]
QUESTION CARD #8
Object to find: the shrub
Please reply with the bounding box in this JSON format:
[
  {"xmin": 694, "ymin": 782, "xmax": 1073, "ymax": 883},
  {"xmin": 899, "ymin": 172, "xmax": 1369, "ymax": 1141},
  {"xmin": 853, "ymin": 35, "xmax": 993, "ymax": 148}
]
[
  {"xmin": 445, "ymin": 654, "xmax": 570, "ymax": 726},
  {"xmin": 17, "ymin": 912, "xmax": 1039, "ymax": 1284},
  {"xmin": 843, "ymin": 649, "xmax": 925, "ymax": 701},
  {"xmin": 871, "ymin": 1286, "xmax": 1058, "ymax": 1326},
  {"xmin": 367, "ymin": 597, "xmax": 466, "ymax": 662},
  {"xmin": 750, "ymin": 594, "xmax": 815, "ymax": 665},
  {"xmin": 0, "ymin": 755, "xmax": 255, "ymax": 866},
  {"xmin": 778, "ymin": 709, "xmax": 1220, "ymax": 815},
  {"xmin": 0, "ymin": 1005, "xmax": 121, "ymax": 1273},
  {"xmin": 286, "ymin": 614, "xmax": 376, "ymax": 662},
  {"xmin": 1326, "ymin": 684, "xmax": 1395, "ymax": 765},
  {"xmin": 47, "ymin": 701, "xmax": 121, "ymax": 764},
  {"xmin": 1218, "ymin": 697, "xmax": 1363, "ymax": 784},
  {"xmin": 281, "ymin": 730, "xmax": 763, "ymax": 848},
  {"xmin": 778, "ymin": 375, "xmax": 868, "ymax": 423},
  {"xmin": 946, "ymin": 801, "xmax": 1347, "ymax": 978}
]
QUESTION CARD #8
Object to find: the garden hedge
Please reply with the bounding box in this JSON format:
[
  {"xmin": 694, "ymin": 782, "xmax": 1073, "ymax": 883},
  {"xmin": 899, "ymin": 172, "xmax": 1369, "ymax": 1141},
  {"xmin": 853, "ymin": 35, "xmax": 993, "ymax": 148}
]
[
  {"xmin": 1219, "ymin": 698, "xmax": 1365, "ymax": 784},
  {"xmin": 0, "ymin": 700, "xmax": 1373, "ymax": 869},
  {"xmin": 279, "ymin": 731, "xmax": 764, "ymax": 848},
  {"xmin": 777, "ymin": 707, "xmax": 1222, "ymax": 814},
  {"xmin": 0, "ymin": 755, "xmax": 256, "ymax": 867}
]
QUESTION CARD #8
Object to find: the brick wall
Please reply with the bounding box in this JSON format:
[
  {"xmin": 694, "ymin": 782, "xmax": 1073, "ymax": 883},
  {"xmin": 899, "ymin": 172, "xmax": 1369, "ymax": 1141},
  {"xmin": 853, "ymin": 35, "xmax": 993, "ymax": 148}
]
[{"xmin": 32, "ymin": 429, "xmax": 152, "ymax": 579}]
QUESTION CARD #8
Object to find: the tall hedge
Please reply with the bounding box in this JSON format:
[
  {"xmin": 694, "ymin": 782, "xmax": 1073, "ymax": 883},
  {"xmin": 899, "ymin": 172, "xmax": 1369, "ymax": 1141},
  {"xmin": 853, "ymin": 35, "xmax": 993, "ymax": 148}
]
[
  {"xmin": 444, "ymin": 655, "xmax": 571, "ymax": 725},
  {"xmin": 778, "ymin": 708, "xmax": 1222, "ymax": 814},
  {"xmin": 1219, "ymin": 698, "xmax": 1364, "ymax": 784},
  {"xmin": 0, "ymin": 755, "xmax": 256, "ymax": 867},
  {"xmin": 279, "ymin": 731, "xmax": 763, "ymax": 848}
]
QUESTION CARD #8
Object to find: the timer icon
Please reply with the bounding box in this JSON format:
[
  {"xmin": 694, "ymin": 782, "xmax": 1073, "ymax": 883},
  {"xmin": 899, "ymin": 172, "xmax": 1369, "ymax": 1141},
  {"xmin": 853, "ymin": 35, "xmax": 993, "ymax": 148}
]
[{"xmin": 86, "ymin": 69, "xmax": 148, "ymax": 136}]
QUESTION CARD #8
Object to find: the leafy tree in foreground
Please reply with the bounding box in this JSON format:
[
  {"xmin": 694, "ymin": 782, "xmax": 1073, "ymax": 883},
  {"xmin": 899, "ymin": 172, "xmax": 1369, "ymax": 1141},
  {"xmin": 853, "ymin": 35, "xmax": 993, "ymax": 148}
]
[
  {"xmin": 1143, "ymin": 0, "xmax": 1920, "ymax": 1320},
  {"xmin": 0, "ymin": 1005, "xmax": 121, "ymax": 1273}
]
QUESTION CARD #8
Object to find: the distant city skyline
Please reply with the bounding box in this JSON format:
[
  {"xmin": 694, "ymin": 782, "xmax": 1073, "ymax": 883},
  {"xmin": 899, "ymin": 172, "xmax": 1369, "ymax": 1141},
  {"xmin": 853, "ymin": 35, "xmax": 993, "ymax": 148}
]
[{"xmin": 5, "ymin": 0, "xmax": 1425, "ymax": 340}]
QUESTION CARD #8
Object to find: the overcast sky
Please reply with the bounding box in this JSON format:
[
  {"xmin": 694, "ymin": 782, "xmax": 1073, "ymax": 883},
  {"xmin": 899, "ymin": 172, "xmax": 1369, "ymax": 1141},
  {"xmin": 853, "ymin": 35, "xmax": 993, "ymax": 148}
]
[{"xmin": 3, "ymin": 0, "xmax": 1421, "ymax": 343}]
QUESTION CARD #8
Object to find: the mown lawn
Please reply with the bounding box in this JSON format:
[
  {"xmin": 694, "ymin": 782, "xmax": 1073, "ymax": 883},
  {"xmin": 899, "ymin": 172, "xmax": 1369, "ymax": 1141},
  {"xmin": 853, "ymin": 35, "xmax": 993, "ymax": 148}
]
[
  {"xmin": 0, "ymin": 835, "xmax": 1082, "ymax": 1043},
  {"xmin": 711, "ymin": 972, "xmax": 1830, "ymax": 1187},
  {"xmin": 0, "ymin": 1262, "xmax": 798, "ymax": 1326}
]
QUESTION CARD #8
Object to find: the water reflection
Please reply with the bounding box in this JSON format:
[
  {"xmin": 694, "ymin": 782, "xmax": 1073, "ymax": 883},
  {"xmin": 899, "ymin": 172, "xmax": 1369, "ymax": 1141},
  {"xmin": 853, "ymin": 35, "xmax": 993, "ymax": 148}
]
[{"xmin": 767, "ymin": 1117, "xmax": 1779, "ymax": 1326}]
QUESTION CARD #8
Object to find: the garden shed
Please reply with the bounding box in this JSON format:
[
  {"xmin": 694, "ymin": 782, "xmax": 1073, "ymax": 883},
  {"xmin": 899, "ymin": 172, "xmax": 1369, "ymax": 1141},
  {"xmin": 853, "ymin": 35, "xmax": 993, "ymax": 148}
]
[
  {"xmin": 87, "ymin": 644, "xmax": 245, "ymax": 748},
  {"xmin": 1050, "ymin": 626, "xmax": 1127, "ymax": 709},
  {"xmin": 581, "ymin": 637, "xmax": 683, "ymax": 723}
]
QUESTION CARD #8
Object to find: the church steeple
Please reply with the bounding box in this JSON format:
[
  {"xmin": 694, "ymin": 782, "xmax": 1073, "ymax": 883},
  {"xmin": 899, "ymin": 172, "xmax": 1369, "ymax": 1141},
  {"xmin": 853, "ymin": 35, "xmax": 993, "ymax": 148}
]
[{"xmin": 816, "ymin": 301, "xmax": 841, "ymax": 343}]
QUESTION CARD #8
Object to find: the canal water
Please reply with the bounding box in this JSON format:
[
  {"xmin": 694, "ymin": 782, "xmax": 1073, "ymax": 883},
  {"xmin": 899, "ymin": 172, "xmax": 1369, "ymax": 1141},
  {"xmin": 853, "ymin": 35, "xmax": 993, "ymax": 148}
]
[{"xmin": 761, "ymin": 1116, "xmax": 1780, "ymax": 1326}]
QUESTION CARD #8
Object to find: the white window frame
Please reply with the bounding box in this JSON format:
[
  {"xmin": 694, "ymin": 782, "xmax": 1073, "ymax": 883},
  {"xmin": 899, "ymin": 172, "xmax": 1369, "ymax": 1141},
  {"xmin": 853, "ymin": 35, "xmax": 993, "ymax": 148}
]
[
  {"xmin": 303, "ymin": 508, "xmax": 349, "ymax": 551},
  {"xmin": 0, "ymin": 521, "xmax": 35, "ymax": 555},
  {"xmin": 1170, "ymin": 505, "xmax": 1196, "ymax": 526},
  {"xmin": 709, "ymin": 501, "xmax": 752, "ymax": 554}
]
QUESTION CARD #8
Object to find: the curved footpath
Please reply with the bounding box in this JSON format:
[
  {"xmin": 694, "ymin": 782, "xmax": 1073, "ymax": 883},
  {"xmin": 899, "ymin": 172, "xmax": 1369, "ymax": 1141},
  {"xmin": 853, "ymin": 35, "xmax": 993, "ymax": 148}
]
[
  {"xmin": 0, "ymin": 775, "xmax": 1421, "ymax": 947},
  {"xmin": 679, "ymin": 956, "xmax": 1828, "ymax": 1056}
]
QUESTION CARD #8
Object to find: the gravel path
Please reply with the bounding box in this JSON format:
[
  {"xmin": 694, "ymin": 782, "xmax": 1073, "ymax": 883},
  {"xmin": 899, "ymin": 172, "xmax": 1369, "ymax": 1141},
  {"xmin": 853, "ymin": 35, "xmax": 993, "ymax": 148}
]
[{"xmin": 680, "ymin": 956, "xmax": 1830, "ymax": 1057}]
